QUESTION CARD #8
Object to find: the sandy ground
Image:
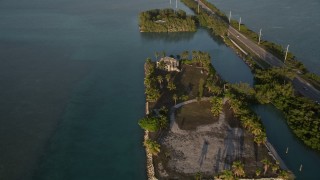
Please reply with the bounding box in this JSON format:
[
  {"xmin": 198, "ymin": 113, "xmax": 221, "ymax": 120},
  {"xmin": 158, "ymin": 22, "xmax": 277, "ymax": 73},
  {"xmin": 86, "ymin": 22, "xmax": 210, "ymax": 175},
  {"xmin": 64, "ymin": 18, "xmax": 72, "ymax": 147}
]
[{"xmin": 156, "ymin": 101, "xmax": 265, "ymax": 178}]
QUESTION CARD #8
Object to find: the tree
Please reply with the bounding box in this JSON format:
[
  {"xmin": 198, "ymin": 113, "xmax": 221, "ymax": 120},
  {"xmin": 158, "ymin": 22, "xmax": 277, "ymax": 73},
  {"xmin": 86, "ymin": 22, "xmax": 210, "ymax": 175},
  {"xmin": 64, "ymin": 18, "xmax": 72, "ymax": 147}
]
[
  {"xmin": 173, "ymin": 94, "xmax": 178, "ymax": 105},
  {"xmin": 206, "ymin": 83, "xmax": 222, "ymax": 95},
  {"xmin": 271, "ymin": 163, "xmax": 279, "ymax": 173},
  {"xmin": 138, "ymin": 117, "xmax": 159, "ymax": 132},
  {"xmin": 232, "ymin": 161, "xmax": 245, "ymax": 177},
  {"xmin": 210, "ymin": 97, "xmax": 223, "ymax": 117},
  {"xmin": 195, "ymin": 171, "xmax": 202, "ymax": 180},
  {"xmin": 251, "ymin": 122, "xmax": 262, "ymax": 136},
  {"xmin": 146, "ymin": 87, "xmax": 160, "ymax": 102},
  {"xmin": 180, "ymin": 50, "xmax": 189, "ymax": 60},
  {"xmin": 144, "ymin": 139, "xmax": 160, "ymax": 156},
  {"xmin": 157, "ymin": 75, "xmax": 163, "ymax": 87},
  {"xmin": 165, "ymin": 73, "xmax": 171, "ymax": 83},
  {"xmin": 278, "ymin": 170, "xmax": 289, "ymax": 180},
  {"xmin": 215, "ymin": 170, "xmax": 235, "ymax": 180},
  {"xmin": 261, "ymin": 158, "xmax": 272, "ymax": 175},
  {"xmin": 254, "ymin": 133, "xmax": 267, "ymax": 146},
  {"xmin": 158, "ymin": 115, "xmax": 168, "ymax": 129},
  {"xmin": 255, "ymin": 168, "xmax": 261, "ymax": 177},
  {"xmin": 167, "ymin": 81, "xmax": 176, "ymax": 91}
]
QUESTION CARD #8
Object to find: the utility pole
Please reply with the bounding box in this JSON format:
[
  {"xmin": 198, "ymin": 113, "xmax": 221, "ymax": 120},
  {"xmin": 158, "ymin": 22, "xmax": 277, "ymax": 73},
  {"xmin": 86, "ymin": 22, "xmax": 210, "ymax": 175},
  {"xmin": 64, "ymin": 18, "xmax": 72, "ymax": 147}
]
[
  {"xmin": 258, "ymin": 28, "xmax": 262, "ymax": 45},
  {"xmin": 176, "ymin": 0, "xmax": 178, "ymax": 9},
  {"xmin": 170, "ymin": 0, "xmax": 171, "ymax": 5},
  {"xmin": 238, "ymin": 17, "xmax": 241, "ymax": 31},
  {"xmin": 228, "ymin": 11, "xmax": 232, "ymax": 23},
  {"xmin": 284, "ymin": 44, "xmax": 290, "ymax": 63}
]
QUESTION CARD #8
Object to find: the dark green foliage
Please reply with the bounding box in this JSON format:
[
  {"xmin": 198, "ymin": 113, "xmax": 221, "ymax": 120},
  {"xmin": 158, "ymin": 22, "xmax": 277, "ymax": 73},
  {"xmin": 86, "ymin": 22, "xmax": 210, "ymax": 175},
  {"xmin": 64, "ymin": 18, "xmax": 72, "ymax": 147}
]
[
  {"xmin": 228, "ymin": 82, "xmax": 255, "ymax": 99},
  {"xmin": 196, "ymin": 12, "xmax": 228, "ymax": 36},
  {"xmin": 226, "ymin": 89, "xmax": 266, "ymax": 146},
  {"xmin": 255, "ymin": 68, "xmax": 320, "ymax": 150},
  {"xmin": 138, "ymin": 115, "xmax": 169, "ymax": 132},
  {"xmin": 181, "ymin": 0, "xmax": 228, "ymax": 36},
  {"xmin": 139, "ymin": 9, "xmax": 196, "ymax": 32},
  {"xmin": 144, "ymin": 59, "xmax": 160, "ymax": 102},
  {"xmin": 201, "ymin": 0, "xmax": 229, "ymax": 21},
  {"xmin": 210, "ymin": 96, "xmax": 223, "ymax": 116},
  {"xmin": 138, "ymin": 116, "xmax": 160, "ymax": 132}
]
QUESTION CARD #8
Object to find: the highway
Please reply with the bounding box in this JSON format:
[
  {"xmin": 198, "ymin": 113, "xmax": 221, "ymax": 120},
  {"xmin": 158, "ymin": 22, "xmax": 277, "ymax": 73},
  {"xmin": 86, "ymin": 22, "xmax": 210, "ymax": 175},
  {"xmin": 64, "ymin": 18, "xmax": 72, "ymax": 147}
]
[{"xmin": 196, "ymin": 0, "xmax": 320, "ymax": 103}]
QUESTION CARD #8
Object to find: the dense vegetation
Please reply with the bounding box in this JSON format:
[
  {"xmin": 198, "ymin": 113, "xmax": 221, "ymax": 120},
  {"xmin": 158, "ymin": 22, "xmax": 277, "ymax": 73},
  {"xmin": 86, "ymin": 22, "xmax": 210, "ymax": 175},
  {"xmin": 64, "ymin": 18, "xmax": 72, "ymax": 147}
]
[
  {"xmin": 254, "ymin": 68, "xmax": 320, "ymax": 150},
  {"xmin": 181, "ymin": 0, "xmax": 228, "ymax": 36},
  {"xmin": 139, "ymin": 9, "xmax": 196, "ymax": 32},
  {"xmin": 226, "ymin": 83, "xmax": 267, "ymax": 146},
  {"xmin": 139, "ymin": 51, "xmax": 292, "ymax": 179},
  {"xmin": 180, "ymin": 0, "xmax": 320, "ymax": 151}
]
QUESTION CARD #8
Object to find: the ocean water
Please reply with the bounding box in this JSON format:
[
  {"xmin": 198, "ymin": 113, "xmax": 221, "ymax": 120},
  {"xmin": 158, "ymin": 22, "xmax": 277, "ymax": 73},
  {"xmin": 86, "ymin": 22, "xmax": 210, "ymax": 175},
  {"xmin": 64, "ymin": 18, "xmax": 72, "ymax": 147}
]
[
  {"xmin": 0, "ymin": 0, "xmax": 252, "ymax": 179},
  {"xmin": 1, "ymin": 0, "xmax": 319, "ymax": 179}
]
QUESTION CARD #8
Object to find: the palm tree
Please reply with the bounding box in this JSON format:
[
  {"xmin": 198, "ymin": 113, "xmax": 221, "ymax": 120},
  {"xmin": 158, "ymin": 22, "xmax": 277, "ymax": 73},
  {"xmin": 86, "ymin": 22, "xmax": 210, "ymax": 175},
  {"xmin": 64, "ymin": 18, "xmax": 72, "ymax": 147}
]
[
  {"xmin": 241, "ymin": 116, "xmax": 254, "ymax": 130},
  {"xmin": 173, "ymin": 94, "xmax": 178, "ymax": 105},
  {"xmin": 255, "ymin": 168, "xmax": 261, "ymax": 177},
  {"xmin": 278, "ymin": 170, "xmax": 289, "ymax": 180},
  {"xmin": 155, "ymin": 51, "xmax": 159, "ymax": 60},
  {"xmin": 251, "ymin": 122, "xmax": 262, "ymax": 136},
  {"xmin": 232, "ymin": 161, "xmax": 245, "ymax": 177},
  {"xmin": 180, "ymin": 50, "xmax": 189, "ymax": 60},
  {"xmin": 167, "ymin": 81, "xmax": 176, "ymax": 91},
  {"xmin": 195, "ymin": 171, "xmax": 202, "ymax": 180},
  {"xmin": 144, "ymin": 139, "xmax": 160, "ymax": 156},
  {"xmin": 211, "ymin": 85, "xmax": 222, "ymax": 95},
  {"xmin": 271, "ymin": 163, "xmax": 279, "ymax": 173},
  {"xmin": 211, "ymin": 104, "xmax": 223, "ymax": 117},
  {"xmin": 158, "ymin": 115, "xmax": 168, "ymax": 130},
  {"xmin": 254, "ymin": 133, "xmax": 267, "ymax": 146},
  {"xmin": 157, "ymin": 75, "xmax": 163, "ymax": 87},
  {"xmin": 215, "ymin": 170, "xmax": 235, "ymax": 180},
  {"xmin": 210, "ymin": 97, "xmax": 223, "ymax": 117},
  {"xmin": 261, "ymin": 158, "xmax": 272, "ymax": 175},
  {"xmin": 165, "ymin": 74, "xmax": 171, "ymax": 83},
  {"xmin": 229, "ymin": 98, "xmax": 242, "ymax": 115},
  {"xmin": 192, "ymin": 50, "xmax": 200, "ymax": 64}
]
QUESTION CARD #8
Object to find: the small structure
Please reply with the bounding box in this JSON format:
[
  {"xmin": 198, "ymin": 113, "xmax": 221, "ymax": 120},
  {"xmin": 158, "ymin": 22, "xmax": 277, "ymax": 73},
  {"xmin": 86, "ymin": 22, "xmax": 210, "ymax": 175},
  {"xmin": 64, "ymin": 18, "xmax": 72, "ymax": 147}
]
[{"xmin": 156, "ymin": 57, "xmax": 180, "ymax": 72}]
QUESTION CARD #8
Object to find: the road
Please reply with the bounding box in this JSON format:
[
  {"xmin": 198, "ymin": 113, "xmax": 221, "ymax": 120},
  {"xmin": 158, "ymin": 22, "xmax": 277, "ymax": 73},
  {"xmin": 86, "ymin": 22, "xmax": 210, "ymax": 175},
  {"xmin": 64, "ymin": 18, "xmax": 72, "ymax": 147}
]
[{"xmin": 196, "ymin": 0, "xmax": 320, "ymax": 103}]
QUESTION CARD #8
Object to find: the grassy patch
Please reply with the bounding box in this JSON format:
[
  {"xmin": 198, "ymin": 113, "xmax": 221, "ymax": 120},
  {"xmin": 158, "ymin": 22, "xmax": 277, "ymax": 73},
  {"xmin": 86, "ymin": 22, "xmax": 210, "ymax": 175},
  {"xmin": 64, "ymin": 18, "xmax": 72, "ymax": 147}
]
[{"xmin": 175, "ymin": 101, "xmax": 217, "ymax": 130}]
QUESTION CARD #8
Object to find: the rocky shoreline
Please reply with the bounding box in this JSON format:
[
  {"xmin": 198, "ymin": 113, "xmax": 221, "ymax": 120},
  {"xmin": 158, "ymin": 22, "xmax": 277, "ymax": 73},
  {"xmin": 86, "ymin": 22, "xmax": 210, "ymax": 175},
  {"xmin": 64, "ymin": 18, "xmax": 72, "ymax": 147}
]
[{"xmin": 144, "ymin": 130, "xmax": 157, "ymax": 180}]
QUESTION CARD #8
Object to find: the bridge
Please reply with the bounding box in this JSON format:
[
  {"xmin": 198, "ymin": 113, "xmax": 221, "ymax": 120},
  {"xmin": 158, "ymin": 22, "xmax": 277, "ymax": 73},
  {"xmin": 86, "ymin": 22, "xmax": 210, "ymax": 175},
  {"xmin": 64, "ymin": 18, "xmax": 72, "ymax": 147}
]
[{"xmin": 195, "ymin": 0, "xmax": 320, "ymax": 102}]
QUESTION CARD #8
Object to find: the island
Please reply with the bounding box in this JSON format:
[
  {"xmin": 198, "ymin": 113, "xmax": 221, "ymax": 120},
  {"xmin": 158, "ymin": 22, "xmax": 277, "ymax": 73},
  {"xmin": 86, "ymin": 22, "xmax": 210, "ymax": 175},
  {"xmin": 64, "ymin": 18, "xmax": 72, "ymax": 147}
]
[
  {"xmin": 138, "ymin": 1, "xmax": 320, "ymax": 179},
  {"xmin": 139, "ymin": 51, "xmax": 293, "ymax": 179},
  {"xmin": 179, "ymin": 0, "xmax": 320, "ymax": 152},
  {"xmin": 139, "ymin": 9, "xmax": 196, "ymax": 32}
]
